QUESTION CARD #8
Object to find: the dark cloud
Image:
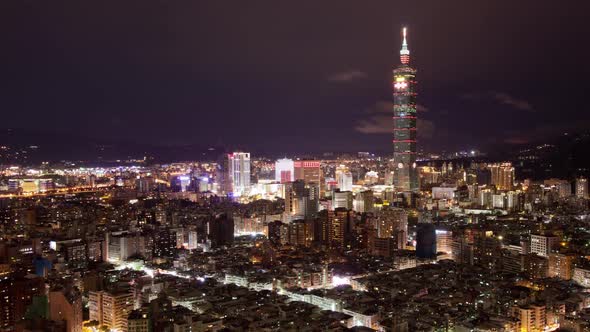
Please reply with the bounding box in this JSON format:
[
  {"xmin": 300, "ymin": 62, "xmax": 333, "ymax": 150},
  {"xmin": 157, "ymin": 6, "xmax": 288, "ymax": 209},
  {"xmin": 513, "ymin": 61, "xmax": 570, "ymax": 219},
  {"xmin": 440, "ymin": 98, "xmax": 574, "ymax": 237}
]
[
  {"xmin": 355, "ymin": 101, "xmax": 434, "ymax": 138},
  {"xmin": 326, "ymin": 70, "xmax": 368, "ymax": 83},
  {"xmin": 355, "ymin": 114, "xmax": 390, "ymax": 134},
  {"xmin": 503, "ymin": 120, "xmax": 590, "ymax": 145},
  {"xmin": 364, "ymin": 101, "xmax": 393, "ymax": 114},
  {"xmin": 461, "ymin": 91, "xmax": 533, "ymax": 111},
  {"xmin": 416, "ymin": 104, "xmax": 429, "ymax": 113}
]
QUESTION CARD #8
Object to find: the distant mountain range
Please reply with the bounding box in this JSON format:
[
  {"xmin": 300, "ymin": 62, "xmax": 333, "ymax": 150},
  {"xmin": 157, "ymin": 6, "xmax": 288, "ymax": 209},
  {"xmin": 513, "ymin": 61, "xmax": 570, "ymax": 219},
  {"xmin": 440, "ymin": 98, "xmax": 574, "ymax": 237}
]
[
  {"xmin": 0, "ymin": 129, "xmax": 225, "ymax": 165},
  {"xmin": 503, "ymin": 132, "xmax": 590, "ymax": 180},
  {"xmin": 1, "ymin": 128, "xmax": 589, "ymax": 180}
]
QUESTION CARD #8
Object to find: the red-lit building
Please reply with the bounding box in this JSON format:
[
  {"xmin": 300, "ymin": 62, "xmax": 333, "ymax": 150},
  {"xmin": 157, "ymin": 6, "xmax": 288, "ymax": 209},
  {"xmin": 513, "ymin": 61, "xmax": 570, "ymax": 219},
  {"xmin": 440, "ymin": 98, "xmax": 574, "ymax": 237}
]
[{"xmin": 293, "ymin": 161, "xmax": 321, "ymax": 184}]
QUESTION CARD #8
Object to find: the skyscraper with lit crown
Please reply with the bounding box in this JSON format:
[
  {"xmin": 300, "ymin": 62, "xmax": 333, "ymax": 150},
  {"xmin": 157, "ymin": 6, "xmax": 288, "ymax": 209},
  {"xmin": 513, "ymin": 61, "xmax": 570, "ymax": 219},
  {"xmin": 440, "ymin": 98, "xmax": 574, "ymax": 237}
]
[{"xmin": 393, "ymin": 27, "xmax": 418, "ymax": 192}]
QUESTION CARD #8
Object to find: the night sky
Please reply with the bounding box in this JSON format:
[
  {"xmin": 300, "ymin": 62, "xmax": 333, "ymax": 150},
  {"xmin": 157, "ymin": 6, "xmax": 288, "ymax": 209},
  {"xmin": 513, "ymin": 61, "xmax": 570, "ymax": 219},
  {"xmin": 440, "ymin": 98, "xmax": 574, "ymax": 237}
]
[{"xmin": 2, "ymin": 1, "xmax": 590, "ymax": 155}]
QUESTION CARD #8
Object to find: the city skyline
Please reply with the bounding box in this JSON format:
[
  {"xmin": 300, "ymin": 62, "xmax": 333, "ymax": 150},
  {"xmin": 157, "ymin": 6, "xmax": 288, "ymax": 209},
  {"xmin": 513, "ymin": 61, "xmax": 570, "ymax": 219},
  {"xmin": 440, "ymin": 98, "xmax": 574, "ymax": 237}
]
[
  {"xmin": 2, "ymin": 1, "xmax": 590, "ymax": 154},
  {"xmin": 2, "ymin": 3, "xmax": 590, "ymax": 332}
]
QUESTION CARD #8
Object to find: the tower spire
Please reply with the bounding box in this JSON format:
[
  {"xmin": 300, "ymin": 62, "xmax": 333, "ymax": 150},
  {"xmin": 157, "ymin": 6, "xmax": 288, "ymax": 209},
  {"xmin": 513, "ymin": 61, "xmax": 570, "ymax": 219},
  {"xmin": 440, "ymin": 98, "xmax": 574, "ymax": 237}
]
[{"xmin": 400, "ymin": 27, "xmax": 410, "ymax": 65}]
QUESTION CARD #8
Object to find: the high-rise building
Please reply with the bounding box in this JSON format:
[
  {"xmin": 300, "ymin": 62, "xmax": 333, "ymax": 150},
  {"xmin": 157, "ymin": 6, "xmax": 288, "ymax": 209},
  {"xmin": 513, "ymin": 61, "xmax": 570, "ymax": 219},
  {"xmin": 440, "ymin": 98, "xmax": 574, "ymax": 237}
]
[
  {"xmin": 377, "ymin": 208, "xmax": 407, "ymax": 239},
  {"xmin": 530, "ymin": 234, "xmax": 559, "ymax": 257},
  {"xmin": 451, "ymin": 237, "xmax": 474, "ymax": 265},
  {"xmin": 288, "ymin": 219, "xmax": 313, "ymax": 247},
  {"xmin": 275, "ymin": 158, "xmax": 295, "ymax": 183},
  {"xmin": 89, "ymin": 289, "xmax": 134, "ymax": 332},
  {"xmin": 293, "ymin": 160, "xmax": 321, "ymax": 184},
  {"xmin": 152, "ymin": 228, "xmax": 175, "ymax": 258},
  {"xmin": 479, "ymin": 188, "xmax": 494, "ymax": 208},
  {"xmin": 267, "ymin": 220, "xmax": 284, "ymax": 245},
  {"xmin": 548, "ymin": 253, "xmax": 575, "ymax": 280},
  {"xmin": 207, "ymin": 213, "xmax": 234, "ymax": 247},
  {"xmin": 370, "ymin": 237, "xmax": 398, "ymax": 257},
  {"xmin": 544, "ymin": 178, "xmax": 571, "ymax": 198},
  {"xmin": 87, "ymin": 239, "xmax": 103, "ymax": 262},
  {"xmin": 106, "ymin": 232, "xmax": 147, "ymax": 263},
  {"xmin": 128, "ymin": 310, "xmax": 151, "ymax": 332},
  {"xmin": 137, "ymin": 176, "xmax": 155, "ymax": 193},
  {"xmin": 335, "ymin": 165, "xmax": 353, "ymax": 192},
  {"xmin": 506, "ymin": 191, "xmax": 523, "ymax": 211},
  {"xmin": 228, "ymin": 152, "xmax": 251, "ymax": 196},
  {"xmin": 38, "ymin": 178, "xmax": 54, "ymax": 192},
  {"xmin": 0, "ymin": 274, "xmax": 44, "ymax": 330},
  {"xmin": 393, "ymin": 27, "xmax": 418, "ymax": 192},
  {"xmin": 489, "ymin": 163, "xmax": 515, "ymax": 191},
  {"xmin": 511, "ymin": 304, "xmax": 546, "ymax": 332},
  {"xmin": 49, "ymin": 288, "xmax": 83, "ymax": 332},
  {"xmin": 473, "ymin": 230, "xmax": 502, "ymax": 269},
  {"xmin": 492, "ymin": 193, "xmax": 506, "ymax": 209},
  {"xmin": 327, "ymin": 208, "xmax": 353, "ymax": 248},
  {"xmin": 576, "ymin": 177, "xmax": 589, "ymax": 199},
  {"xmin": 375, "ymin": 208, "xmax": 407, "ymax": 250},
  {"xmin": 416, "ymin": 223, "xmax": 436, "ymax": 259},
  {"xmin": 573, "ymin": 267, "xmax": 590, "ymax": 287},
  {"xmin": 353, "ymin": 190, "xmax": 374, "ymax": 213},
  {"xmin": 187, "ymin": 230, "xmax": 199, "ymax": 250},
  {"xmin": 435, "ymin": 229, "xmax": 453, "ymax": 255},
  {"xmin": 177, "ymin": 175, "xmax": 191, "ymax": 192},
  {"xmin": 284, "ymin": 180, "xmax": 320, "ymax": 221},
  {"xmin": 332, "ymin": 190, "xmax": 353, "ymax": 210}
]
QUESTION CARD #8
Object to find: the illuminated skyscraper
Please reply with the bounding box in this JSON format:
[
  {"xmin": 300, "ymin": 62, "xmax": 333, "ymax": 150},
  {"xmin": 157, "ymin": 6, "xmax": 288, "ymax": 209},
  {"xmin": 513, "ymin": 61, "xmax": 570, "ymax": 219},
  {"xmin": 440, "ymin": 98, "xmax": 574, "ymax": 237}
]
[
  {"xmin": 335, "ymin": 165, "xmax": 353, "ymax": 191},
  {"xmin": 576, "ymin": 177, "xmax": 589, "ymax": 199},
  {"xmin": 393, "ymin": 27, "xmax": 418, "ymax": 192},
  {"xmin": 228, "ymin": 152, "xmax": 251, "ymax": 196},
  {"xmin": 332, "ymin": 190, "xmax": 353, "ymax": 210},
  {"xmin": 284, "ymin": 180, "xmax": 319, "ymax": 221},
  {"xmin": 294, "ymin": 160, "xmax": 321, "ymax": 184},
  {"xmin": 88, "ymin": 289, "xmax": 133, "ymax": 331},
  {"xmin": 377, "ymin": 208, "xmax": 407, "ymax": 249},
  {"xmin": 489, "ymin": 163, "xmax": 515, "ymax": 191},
  {"xmin": 275, "ymin": 158, "xmax": 294, "ymax": 183}
]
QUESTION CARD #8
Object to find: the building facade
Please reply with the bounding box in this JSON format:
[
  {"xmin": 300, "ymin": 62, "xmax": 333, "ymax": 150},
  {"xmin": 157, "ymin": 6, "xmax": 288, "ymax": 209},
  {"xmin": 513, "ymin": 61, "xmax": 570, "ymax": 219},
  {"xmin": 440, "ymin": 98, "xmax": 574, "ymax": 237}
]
[
  {"xmin": 89, "ymin": 289, "xmax": 134, "ymax": 332},
  {"xmin": 393, "ymin": 27, "xmax": 418, "ymax": 192},
  {"xmin": 228, "ymin": 152, "xmax": 251, "ymax": 196}
]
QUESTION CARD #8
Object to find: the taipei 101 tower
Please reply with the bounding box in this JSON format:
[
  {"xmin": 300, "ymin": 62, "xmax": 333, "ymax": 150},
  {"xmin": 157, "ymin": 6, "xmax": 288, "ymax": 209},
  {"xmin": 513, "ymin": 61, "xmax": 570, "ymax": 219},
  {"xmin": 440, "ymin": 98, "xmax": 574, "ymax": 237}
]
[{"xmin": 393, "ymin": 27, "xmax": 418, "ymax": 192}]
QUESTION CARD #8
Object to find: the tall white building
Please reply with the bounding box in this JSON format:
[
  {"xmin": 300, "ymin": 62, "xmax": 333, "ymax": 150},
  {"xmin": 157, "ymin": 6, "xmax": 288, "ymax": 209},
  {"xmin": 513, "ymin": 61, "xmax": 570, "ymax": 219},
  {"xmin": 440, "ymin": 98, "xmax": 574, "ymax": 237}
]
[
  {"xmin": 228, "ymin": 152, "xmax": 251, "ymax": 196},
  {"xmin": 89, "ymin": 290, "xmax": 134, "ymax": 332},
  {"xmin": 492, "ymin": 193, "xmax": 506, "ymax": 209},
  {"xmin": 573, "ymin": 267, "xmax": 590, "ymax": 287},
  {"xmin": 275, "ymin": 158, "xmax": 294, "ymax": 183},
  {"xmin": 489, "ymin": 163, "xmax": 515, "ymax": 191},
  {"xmin": 506, "ymin": 191, "xmax": 521, "ymax": 211},
  {"xmin": 436, "ymin": 229, "xmax": 453, "ymax": 254},
  {"xmin": 336, "ymin": 165, "xmax": 353, "ymax": 192},
  {"xmin": 178, "ymin": 175, "xmax": 191, "ymax": 192},
  {"xmin": 576, "ymin": 177, "xmax": 589, "ymax": 199},
  {"xmin": 332, "ymin": 190, "xmax": 353, "ymax": 210},
  {"xmin": 530, "ymin": 234, "xmax": 559, "ymax": 257},
  {"xmin": 283, "ymin": 181, "xmax": 319, "ymax": 222},
  {"xmin": 106, "ymin": 232, "xmax": 146, "ymax": 263},
  {"xmin": 353, "ymin": 190, "xmax": 374, "ymax": 213}
]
